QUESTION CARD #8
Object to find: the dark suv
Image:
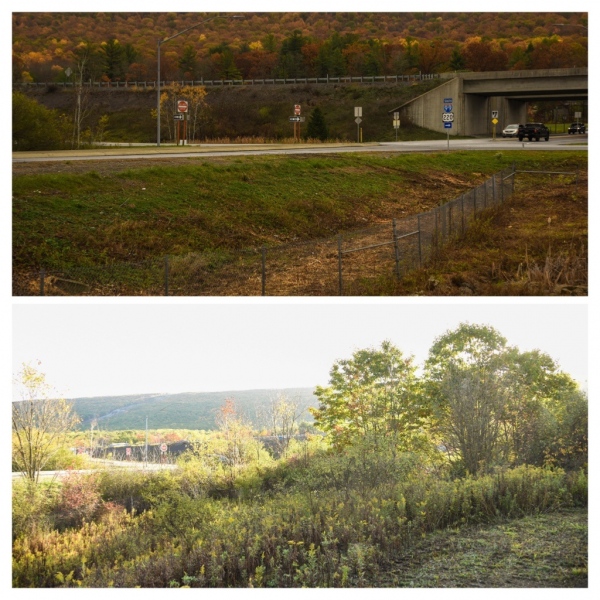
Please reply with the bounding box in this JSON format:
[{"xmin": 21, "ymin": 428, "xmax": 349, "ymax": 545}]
[
  {"xmin": 518, "ymin": 123, "xmax": 550, "ymax": 142},
  {"xmin": 568, "ymin": 123, "xmax": 586, "ymax": 134}
]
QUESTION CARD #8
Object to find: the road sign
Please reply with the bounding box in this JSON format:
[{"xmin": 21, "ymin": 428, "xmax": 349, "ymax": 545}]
[
  {"xmin": 491, "ymin": 110, "xmax": 498, "ymax": 119},
  {"xmin": 492, "ymin": 118, "xmax": 498, "ymax": 125},
  {"xmin": 354, "ymin": 106, "xmax": 362, "ymax": 117},
  {"xmin": 443, "ymin": 98, "xmax": 453, "ymax": 103},
  {"xmin": 294, "ymin": 104, "xmax": 301, "ymax": 115},
  {"xmin": 177, "ymin": 100, "xmax": 188, "ymax": 113},
  {"xmin": 444, "ymin": 122, "xmax": 453, "ymax": 129},
  {"xmin": 126, "ymin": 447, "xmax": 131, "ymax": 456},
  {"xmin": 160, "ymin": 443, "xmax": 167, "ymax": 453},
  {"xmin": 174, "ymin": 114, "xmax": 184, "ymax": 120},
  {"xmin": 289, "ymin": 116, "xmax": 305, "ymax": 122},
  {"xmin": 442, "ymin": 112, "xmax": 454, "ymax": 122},
  {"xmin": 444, "ymin": 104, "xmax": 453, "ymax": 113},
  {"xmin": 355, "ymin": 117, "xmax": 362, "ymax": 125},
  {"xmin": 393, "ymin": 111, "xmax": 399, "ymax": 119}
]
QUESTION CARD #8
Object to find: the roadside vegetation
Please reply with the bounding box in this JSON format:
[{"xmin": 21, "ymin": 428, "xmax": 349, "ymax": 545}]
[{"xmin": 12, "ymin": 324, "xmax": 588, "ymax": 587}]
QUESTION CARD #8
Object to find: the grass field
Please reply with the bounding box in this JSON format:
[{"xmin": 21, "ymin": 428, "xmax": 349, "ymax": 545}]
[
  {"xmin": 377, "ymin": 508, "xmax": 587, "ymax": 587},
  {"xmin": 13, "ymin": 150, "xmax": 587, "ymax": 295}
]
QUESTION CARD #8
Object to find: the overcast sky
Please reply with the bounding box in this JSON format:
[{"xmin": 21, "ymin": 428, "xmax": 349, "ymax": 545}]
[{"xmin": 12, "ymin": 301, "xmax": 588, "ymax": 400}]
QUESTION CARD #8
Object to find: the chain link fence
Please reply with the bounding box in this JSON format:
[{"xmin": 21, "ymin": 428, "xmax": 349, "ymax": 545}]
[{"xmin": 16, "ymin": 166, "xmax": 521, "ymax": 296}]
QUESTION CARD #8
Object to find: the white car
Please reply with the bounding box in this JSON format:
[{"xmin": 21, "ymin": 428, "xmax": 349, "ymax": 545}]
[{"xmin": 502, "ymin": 124, "xmax": 520, "ymax": 137}]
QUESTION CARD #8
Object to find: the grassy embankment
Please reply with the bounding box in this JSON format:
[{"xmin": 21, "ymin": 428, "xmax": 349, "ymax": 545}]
[{"xmin": 13, "ymin": 150, "xmax": 587, "ymax": 295}]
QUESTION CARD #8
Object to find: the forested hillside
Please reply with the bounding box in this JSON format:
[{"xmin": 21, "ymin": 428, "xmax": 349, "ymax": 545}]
[
  {"xmin": 70, "ymin": 387, "xmax": 317, "ymax": 431},
  {"xmin": 13, "ymin": 12, "xmax": 587, "ymax": 83}
]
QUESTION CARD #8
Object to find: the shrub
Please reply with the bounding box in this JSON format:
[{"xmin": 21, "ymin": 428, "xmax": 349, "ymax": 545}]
[
  {"xmin": 12, "ymin": 479, "xmax": 59, "ymax": 539},
  {"xmin": 52, "ymin": 472, "xmax": 102, "ymax": 529},
  {"xmin": 13, "ymin": 91, "xmax": 69, "ymax": 150}
]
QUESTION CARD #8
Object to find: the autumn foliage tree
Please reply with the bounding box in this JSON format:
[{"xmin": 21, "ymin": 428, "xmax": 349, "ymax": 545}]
[
  {"xmin": 154, "ymin": 84, "xmax": 208, "ymax": 142},
  {"xmin": 215, "ymin": 398, "xmax": 255, "ymax": 479},
  {"xmin": 12, "ymin": 363, "xmax": 80, "ymax": 482}
]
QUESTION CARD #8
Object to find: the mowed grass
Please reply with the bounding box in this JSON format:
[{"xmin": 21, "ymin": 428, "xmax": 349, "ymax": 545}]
[
  {"xmin": 13, "ymin": 151, "xmax": 586, "ymax": 276},
  {"xmin": 377, "ymin": 508, "xmax": 587, "ymax": 587}
]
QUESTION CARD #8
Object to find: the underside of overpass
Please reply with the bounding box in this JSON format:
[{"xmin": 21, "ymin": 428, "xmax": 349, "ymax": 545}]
[{"xmin": 391, "ymin": 68, "xmax": 588, "ymax": 136}]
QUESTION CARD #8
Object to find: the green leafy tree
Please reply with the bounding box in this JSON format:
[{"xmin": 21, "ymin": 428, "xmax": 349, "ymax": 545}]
[
  {"xmin": 311, "ymin": 341, "xmax": 427, "ymax": 453},
  {"xmin": 306, "ymin": 107, "xmax": 328, "ymax": 141},
  {"xmin": 425, "ymin": 323, "xmax": 512, "ymax": 474},
  {"xmin": 12, "ymin": 363, "xmax": 80, "ymax": 482},
  {"xmin": 425, "ymin": 323, "xmax": 583, "ymax": 474}
]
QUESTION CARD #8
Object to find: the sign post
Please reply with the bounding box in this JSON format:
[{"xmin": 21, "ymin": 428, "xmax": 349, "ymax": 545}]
[
  {"xmin": 354, "ymin": 107, "xmax": 362, "ymax": 142},
  {"xmin": 443, "ymin": 98, "xmax": 453, "ymax": 151},
  {"xmin": 177, "ymin": 99, "xmax": 189, "ymax": 145},
  {"xmin": 292, "ymin": 105, "xmax": 301, "ymax": 141},
  {"xmin": 393, "ymin": 111, "xmax": 400, "ymax": 141},
  {"xmin": 491, "ymin": 110, "xmax": 499, "ymax": 140}
]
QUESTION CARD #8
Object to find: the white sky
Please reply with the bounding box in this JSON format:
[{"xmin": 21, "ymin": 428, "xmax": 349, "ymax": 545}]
[{"xmin": 12, "ymin": 301, "xmax": 589, "ymax": 399}]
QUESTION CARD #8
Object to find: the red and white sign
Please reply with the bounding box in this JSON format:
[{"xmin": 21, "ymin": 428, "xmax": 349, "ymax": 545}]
[
  {"xmin": 125, "ymin": 447, "xmax": 131, "ymax": 456},
  {"xmin": 294, "ymin": 104, "xmax": 301, "ymax": 115},
  {"xmin": 160, "ymin": 443, "xmax": 168, "ymax": 453},
  {"xmin": 177, "ymin": 100, "xmax": 189, "ymax": 113}
]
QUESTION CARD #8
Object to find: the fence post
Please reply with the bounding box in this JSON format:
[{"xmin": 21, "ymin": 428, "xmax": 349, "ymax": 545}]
[
  {"xmin": 392, "ymin": 219, "xmax": 401, "ymax": 279},
  {"xmin": 164, "ymin": 256, "xmax": 169, "ymax": 296},
  {"xmin": 484, "ymin": 179, "xmax": 487, "ymax": 210},
  {"xmin": 39, "ymin": 269, "xmax": 45, "ymax": 296},
  {"xmin": 261, "ymin": 247, "xmax": 266, "ymax": 296},
  {"xmin": 512, "ymin": 163, "xmax": 516, "ymax": 194},
  {"xmin": 337, "ymin": 235, "xmax": 343, "ymax": 296},
  {"xmin": 417, "ymin": 214, "xmax": 422, "ymax": 266},
  {"xmin": 440, "ymin": 205, "xmax": 446, "ymax": 242}
]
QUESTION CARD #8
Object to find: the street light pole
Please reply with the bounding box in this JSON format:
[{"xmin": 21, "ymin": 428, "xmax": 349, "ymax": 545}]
[{"xmin": 156, "ymin": 14, "xmax": 243, "ymax": 147}]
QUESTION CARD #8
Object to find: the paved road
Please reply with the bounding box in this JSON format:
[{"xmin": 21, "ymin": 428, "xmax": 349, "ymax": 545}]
[
  {"xmin": 12, "ymin": 135, "xmax": 587, "ymax": 164},
  {"xmin": 12, "ymin": 461, "xmax": 178, "ymax": 481}
]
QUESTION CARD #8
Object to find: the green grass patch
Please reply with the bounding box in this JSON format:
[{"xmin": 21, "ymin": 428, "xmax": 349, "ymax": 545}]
[
  {"xmin": 13, "ymin": 151, "xmax": 586, "ymax": 277},
  {"xmin": 379, "ymin": 508, "xmax": 587, "ymax": 587}
]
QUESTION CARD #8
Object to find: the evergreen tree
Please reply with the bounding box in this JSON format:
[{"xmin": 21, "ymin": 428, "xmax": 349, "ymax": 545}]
[
  {"xmin": 306, "ymin": 107, "xmax": 328, "ymax": 141},
  {"xmin": 100, "ymin": 38, "xmax": 125, "ymax": 80},
  {"xmin": 449, "ymin": 46, "xmax": 466, "ymax": 71}
]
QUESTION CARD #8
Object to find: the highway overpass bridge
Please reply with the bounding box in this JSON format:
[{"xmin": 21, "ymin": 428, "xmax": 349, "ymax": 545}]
[{"xmin": 391, "ymin": 68, "xmax": 587, "ymax": 136}]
